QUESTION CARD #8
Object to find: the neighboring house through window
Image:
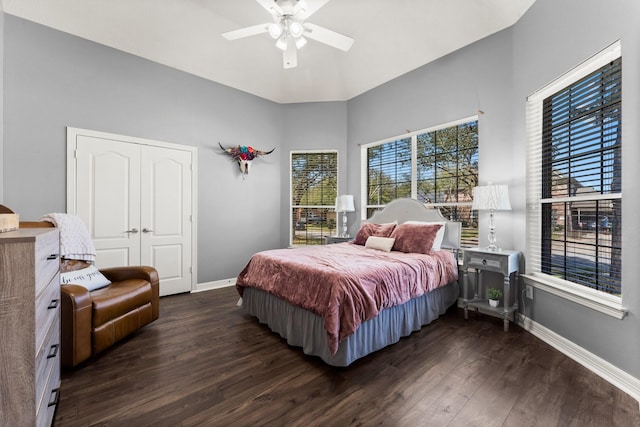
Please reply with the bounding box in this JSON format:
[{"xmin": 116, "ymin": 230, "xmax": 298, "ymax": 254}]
[
  {"xmin": 526, "ymin": 41, "xmax": 622, "ymax": 310},
  {"xmin": 362, "ymin": 117, "xmax": 479, "ymax": 248},
  {"xmin": 290, "ymin": 151, "xmax": 338, "ymax": 245}
]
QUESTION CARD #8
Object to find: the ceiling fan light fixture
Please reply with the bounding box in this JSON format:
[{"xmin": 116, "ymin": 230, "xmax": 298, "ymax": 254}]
[
  {"xmin": 222, "ymin": 0, "xmax": 354, "ymax": 69},
  {"xmin": 275, "ymin": 35, "xmax": 288, "ymax": 51},
  {"xmin": 268, "ymin": 22, "xmax": 283, "ymax": 39},
  {"xmin": 295, "ymin": 36, "xmax": 307, "ymax": 49},
  {"xmin": 288, "ymin": 21, "xmax": 304, "ymax": 38}
]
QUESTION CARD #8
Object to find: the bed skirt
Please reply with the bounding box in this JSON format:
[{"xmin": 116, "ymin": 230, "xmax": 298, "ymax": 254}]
[{"xmin": 240, "ymin": 280, "xmax": 460, "ymax": 367}]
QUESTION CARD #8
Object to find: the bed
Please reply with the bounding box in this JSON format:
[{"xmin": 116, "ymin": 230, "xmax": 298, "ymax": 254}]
[{"xmin": 236, "ymin": 198, "xmax": 462, "ymax": 366}]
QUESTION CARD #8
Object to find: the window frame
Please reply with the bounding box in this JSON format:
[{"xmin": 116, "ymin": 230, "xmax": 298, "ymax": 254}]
[
  {"xmin": 360, "ymin": 116, "xmax": 478, "ymax": 248},
  {"xmin": 289, "ymin": 149, "xmax": 339, "ymax": 246},
  {"xmin": 524, "ymin": 40, "xmax": 626, "ymax": 319}
]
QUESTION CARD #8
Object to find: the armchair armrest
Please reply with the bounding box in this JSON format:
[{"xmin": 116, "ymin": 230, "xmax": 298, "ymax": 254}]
[
  {"xmin": 100, "ymin": 266, "xmax": 160, "ymax": 320},
  {"xmin": 99, "ymin": 266, "xmax": 158, "ymax": 286},
  {"xmin": 60, "ymin": 284, "xmax": 92, "ymax": 367}
]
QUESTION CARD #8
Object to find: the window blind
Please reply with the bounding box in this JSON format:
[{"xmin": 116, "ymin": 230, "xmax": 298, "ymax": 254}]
[
  {"xmin": 363, "ymin": 118, "xmax": 478, "ymax": 248},
  {"xmin": 527, "ymin": 42, "xmax": 622, "ymax": 295},
  {"xmin": 290, "ymin": 151, "xmax": 338, "ymax": 245}
]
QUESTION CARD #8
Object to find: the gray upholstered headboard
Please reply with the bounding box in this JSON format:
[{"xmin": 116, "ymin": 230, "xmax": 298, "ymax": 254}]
[{"xmin": 366, "ymin": 198, "xmax": 462, "ymax": 251}]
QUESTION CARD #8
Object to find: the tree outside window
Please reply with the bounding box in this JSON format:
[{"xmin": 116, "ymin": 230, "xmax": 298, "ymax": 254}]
[
  {"xmin": 291, "ymin": 151, "xmax": 338, "ymax": 245},
  {"xmin": 364, "ymin": 118, "xmax": 479, "ymax": 248}
]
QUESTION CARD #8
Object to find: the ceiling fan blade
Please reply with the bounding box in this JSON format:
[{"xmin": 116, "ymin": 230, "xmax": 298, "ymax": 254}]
[
  {"xmin": 255, "ymin": 0, "xmax": 283, "ymax": 17},
  {"xmin": 222, "ymin": 23, "xmax": 270, "ymax": 41},
  {"xmin": 283, "ymin": 43, "xmax": 298, "ymax": 69},
  {"xmin": 303, "ymin": 23, "xmax": 354, "ymax": 52},
  {"xmin": 294, "ymin": 0, "xmax": 330, "ymax": 20}
]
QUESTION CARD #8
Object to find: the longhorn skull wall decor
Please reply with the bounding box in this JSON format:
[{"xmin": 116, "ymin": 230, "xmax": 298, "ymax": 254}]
[{"xmin": 218, "ymin": 142, "xmax": 275, "ymax": 176}]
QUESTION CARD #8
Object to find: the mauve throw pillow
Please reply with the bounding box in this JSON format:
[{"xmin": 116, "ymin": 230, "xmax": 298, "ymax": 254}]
[
  {"xmin": 390, "ymin": 223, "xmax": 443, "ymax": 254},
  {"xmin": 353, "ymin": 222, "xmax": 397, "ymax": 245}
]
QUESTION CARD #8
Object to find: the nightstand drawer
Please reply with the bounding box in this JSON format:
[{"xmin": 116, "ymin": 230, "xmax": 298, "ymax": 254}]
[{"xmin": 466, "ymin": 255, "xmax": 503, "ymax": 273}]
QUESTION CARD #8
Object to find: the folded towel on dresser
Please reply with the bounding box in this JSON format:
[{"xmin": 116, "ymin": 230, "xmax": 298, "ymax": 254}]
[{"xmin": 40, "ymin": 213, "xmax": 96, "ymax": 262}]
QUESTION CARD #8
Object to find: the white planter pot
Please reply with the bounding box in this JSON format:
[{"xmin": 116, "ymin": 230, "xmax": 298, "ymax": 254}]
[{"xmin": 489, "ymin": 299, "xmax": 499, "ymax": 308}]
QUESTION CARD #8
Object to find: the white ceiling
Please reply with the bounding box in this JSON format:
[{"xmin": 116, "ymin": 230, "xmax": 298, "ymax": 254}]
[{"xmin": 2, "ymin": 0, "xmax": 535, "ymax": 104}]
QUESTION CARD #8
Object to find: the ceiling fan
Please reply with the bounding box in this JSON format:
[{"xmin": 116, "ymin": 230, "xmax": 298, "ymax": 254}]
[{"xmin": 222, "ymin": 0, "xmax": 354, "ymax": 69}]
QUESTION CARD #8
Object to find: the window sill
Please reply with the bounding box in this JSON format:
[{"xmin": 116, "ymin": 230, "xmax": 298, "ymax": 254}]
[{"xmin": 521, "ymin": 273, "xmax": 628, "ymax": 320}]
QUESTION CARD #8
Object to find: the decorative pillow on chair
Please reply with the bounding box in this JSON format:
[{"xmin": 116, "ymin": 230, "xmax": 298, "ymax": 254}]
[
  {"xmin": 353, "ymin": 222, "xmax": 397, "ymax": 245},
  {"xmin": 390, "ymin": 223, "xmax": 443, "ymax": 254},
  {"xmin": 60, "ymin": 264, "xmax": 112, "ymax": 291}
]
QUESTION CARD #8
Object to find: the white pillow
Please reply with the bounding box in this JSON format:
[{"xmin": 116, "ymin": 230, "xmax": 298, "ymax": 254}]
[
  {"xmin": 60, "ymin": 265, "xmax": 111, "ymax": 291},
  {"xmin": 365, "ymin": 236, "xmax": 396, "ymax": 252},
  {"xmin": 403, "ymin": 221, "xmax": 446, "ymax": 251}
]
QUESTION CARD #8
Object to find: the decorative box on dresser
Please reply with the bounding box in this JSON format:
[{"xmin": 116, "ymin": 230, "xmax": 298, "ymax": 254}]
[{"xmin": 0, "ymin": 228, "xmax": 61, "ymax": 427}]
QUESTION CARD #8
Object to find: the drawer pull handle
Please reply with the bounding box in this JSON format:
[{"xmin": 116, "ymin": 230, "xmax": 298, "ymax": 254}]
[
  {"xmin": 47, "ymin": 254, "xmax": 59, "ymax": 260},
  {"xmin": 47, "ymin": 299, "xmax": 60, "ymax": 310},
  {"xmin": 48, "ymin": 388, "xmax": 61, "ymax": 407},
  {"xmin": 47, "ymin": 344, "xmax": 59, "ymax": 359},
  {"xmin": 482, "ymin": 259, "xmax": 487, "ymax": 265}
]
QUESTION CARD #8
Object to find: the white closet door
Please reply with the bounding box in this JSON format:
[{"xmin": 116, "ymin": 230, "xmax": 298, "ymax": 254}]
[
  {"xmin": 140, "ymin": 145, "xmax": 193, "ymax": 296},
  {"xmin": 76, "ymin": 135, "xmax": 142, "ymax": 267},
  {"xmin": 70, "ymin": 128, "xmax": 196, "ymax": 296}
]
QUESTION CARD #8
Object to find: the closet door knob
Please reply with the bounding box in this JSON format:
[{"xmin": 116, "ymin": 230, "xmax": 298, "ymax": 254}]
[
  {"xmin": 142, "ymin": 228, "xmax": 153, "ymax": 233},
  {"xmin": 125, "ymin": 228, "xmax": 139, "ymax": 234}
]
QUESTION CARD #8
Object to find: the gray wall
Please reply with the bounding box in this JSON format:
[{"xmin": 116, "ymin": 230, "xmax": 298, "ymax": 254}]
[
  {"xmin": 511, "ymin": 0, "xmax": 640, "ymax": 380},
  {"xmin": 2, "ymin": 15, "xmax": 284, "ymax": 281},
  {"xmin": 346, "ymin": 0, "xmax": 640, "ymax": 380}
]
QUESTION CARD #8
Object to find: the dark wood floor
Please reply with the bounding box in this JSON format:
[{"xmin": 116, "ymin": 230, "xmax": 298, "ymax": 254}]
[{"xmin": 53, "ymin": 287, "xmax": 640, "ymax": 427}]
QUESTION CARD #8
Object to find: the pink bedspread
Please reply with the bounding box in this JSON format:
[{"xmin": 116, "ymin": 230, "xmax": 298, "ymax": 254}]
[{"xmin": 236, "ymin": 243, "xmax": 458, "ymax": 355}]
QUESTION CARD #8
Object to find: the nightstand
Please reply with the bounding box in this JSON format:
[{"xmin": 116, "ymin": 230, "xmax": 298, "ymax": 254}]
[
  {"xmin": 463, "ymin": 247, "xmax": 520, "ymax": 332},
  {"xmin": 325, "ymin": 236, "xmax": 353, "ymax": 244}
]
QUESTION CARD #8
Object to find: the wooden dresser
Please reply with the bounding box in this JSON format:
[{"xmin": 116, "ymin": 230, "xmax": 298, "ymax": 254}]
[{"xmin": 0, "ymin": 228, "xmax": 61, "ymax": 426}]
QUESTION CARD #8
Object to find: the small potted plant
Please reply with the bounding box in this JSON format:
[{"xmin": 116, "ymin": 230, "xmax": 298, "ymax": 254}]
[{"xmin": 488, "ymin": 288, "xmax": 503, "ymax": 308}]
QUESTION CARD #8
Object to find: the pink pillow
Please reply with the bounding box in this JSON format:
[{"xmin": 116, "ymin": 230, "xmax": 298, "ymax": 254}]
[
  {"xmin": 353, "ymin": 223, "xmax": 397, "ymax": 245},
  {"xmin": 390, "ymin": 223, "xmax": 443, "ymax": 254}
]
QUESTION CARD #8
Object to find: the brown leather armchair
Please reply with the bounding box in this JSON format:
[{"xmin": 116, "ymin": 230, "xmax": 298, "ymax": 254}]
[
  {"xmin": 60, "ymin": 266, "xmax": 159, "ymax": 367},
  {"xmin": 21, "ymin": 221, "xmax": 160, "ymax": 367}
]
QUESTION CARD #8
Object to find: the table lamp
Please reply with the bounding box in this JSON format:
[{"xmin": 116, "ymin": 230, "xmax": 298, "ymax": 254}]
[
  {"xmin": 335, "ymin": 195, "xmax": 355, "ymax": 238},
  {"xmin": 471, "ymin": 184, "xmax": 511, "ymax": 251}
]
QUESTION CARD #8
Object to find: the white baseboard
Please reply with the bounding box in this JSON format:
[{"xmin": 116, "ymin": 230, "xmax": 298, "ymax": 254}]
[
  {"xmin": 516, "ymin": 313, "xmax": 640, "ymax": 406},
  {"xmin": 193, "ymin": 278, "xmax": 236, "ymax": 293}
]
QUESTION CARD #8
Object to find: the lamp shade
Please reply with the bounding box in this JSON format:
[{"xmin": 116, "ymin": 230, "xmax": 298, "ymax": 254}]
[
  {"xmin": 471, "ymin": 185, "xmax": 511, "ymax": 211},
  {"xmin": 335, "ymin": 195, "xmax": 355, "ymax": 212}
]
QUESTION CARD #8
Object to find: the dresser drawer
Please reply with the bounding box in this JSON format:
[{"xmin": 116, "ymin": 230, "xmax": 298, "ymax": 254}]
[
  {"xmin": 35, "ymin": 272, "xmax": 60, "ymax": 354},
  {"xmin": 35, "ymin": 356, "xmax": 60, "ymax": 427},
  {"xmin": 36, "ymin": 314, "xmax": 60, "ymax": 416},
  {"xmin": 35, "ymin": 230, "xmax": 60, "ymax": 297}
]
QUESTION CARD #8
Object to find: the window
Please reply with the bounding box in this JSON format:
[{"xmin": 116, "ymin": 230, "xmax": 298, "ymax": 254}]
[
  {"xmin": 290, "ymin": 151, "xmax": 338, "ymax": 245},
  {"xmin": 526, "ymin": 42, "xmax": 622, "ymax": 298},
  {"xmin": 362, "ymin": 118, "xmax": 478, "ymax": 248}
]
